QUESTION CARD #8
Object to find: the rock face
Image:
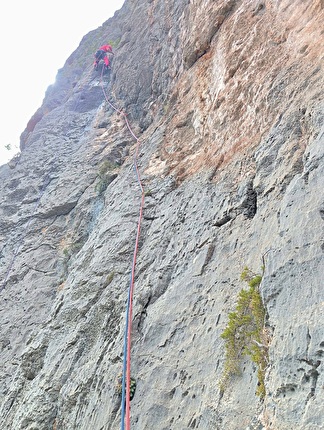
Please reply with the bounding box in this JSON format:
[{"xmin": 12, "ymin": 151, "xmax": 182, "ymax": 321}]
[{"xmin": 0, "ymin": 0, "xmax": 323, "ymax": 429}]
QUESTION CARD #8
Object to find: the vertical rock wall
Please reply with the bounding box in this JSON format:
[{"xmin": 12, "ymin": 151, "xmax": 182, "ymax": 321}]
[{"xmin": 0, "ymin": 1, "xmax": 323, "ymax": 429}]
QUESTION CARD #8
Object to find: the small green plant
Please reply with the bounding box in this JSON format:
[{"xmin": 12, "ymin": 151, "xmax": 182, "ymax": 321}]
[
  {"xmin": 163, "ymin": 102, "xmax": 170, "ymax": 114},
  {"xmin": 63, "ymin": 241, "xmax": 84, "ymax": 258},
  {"xmin": 107, "ymin": 38, "xmax": 121, "ymax": 48},
  {"xmin": 103, "ymin": 272, "xmax": 115, "ymax": 287},
  {"xmin": 220, "ymin": 266, "xmax": 268, "ymax": 399},
  {"xmin": 61, "ymin": 240, "xmax": 86, "ymax": 283},
  {"xmin": 98, "ymin": 160, "xmax": 117, "ymax": 176},
  {"xmin": 96, "ymin": 160, "xmax": 118, "ymax": 195}
]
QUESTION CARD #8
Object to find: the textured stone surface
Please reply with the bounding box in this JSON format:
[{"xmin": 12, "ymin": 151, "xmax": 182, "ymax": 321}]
[{"xmin": 0, "ymin": 0, "xmax": 323, "ymax": 429}]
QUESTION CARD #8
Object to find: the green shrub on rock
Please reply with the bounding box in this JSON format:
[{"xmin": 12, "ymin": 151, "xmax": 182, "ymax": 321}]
[{"xmin": 220, "ymin": 267, "xmax": 268, "ymax": 399}]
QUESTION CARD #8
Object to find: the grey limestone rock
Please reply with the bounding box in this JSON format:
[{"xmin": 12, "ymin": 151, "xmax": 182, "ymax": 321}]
[{"xmin": 0, "ymin": 0, "xmax": 323, "ymax": 429}]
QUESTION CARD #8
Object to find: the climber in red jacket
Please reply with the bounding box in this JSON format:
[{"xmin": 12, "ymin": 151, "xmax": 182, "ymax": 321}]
[{"xmin": 93, "ymin": 44, "xmax": 114, "ymax": 70}]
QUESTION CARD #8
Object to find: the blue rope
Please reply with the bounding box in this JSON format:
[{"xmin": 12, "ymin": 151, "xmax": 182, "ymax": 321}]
[
  {"xmin": 121, "ymin": 270, "xmax": 132, "ymax": 430},
  {"xmin": 120, "ymin": 162, "xmax": 144, "ymax": 429}
]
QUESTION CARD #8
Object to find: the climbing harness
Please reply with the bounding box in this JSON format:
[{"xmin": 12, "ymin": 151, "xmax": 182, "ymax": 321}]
[{"xmin": 98, "ymin": 65, "xmax": 144, "ymax": 430}]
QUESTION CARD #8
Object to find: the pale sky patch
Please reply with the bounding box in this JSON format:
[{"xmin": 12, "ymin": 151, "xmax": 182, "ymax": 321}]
[{"xmin": 0, "ymin": 0, "xmax": 124, "ymax": 166}]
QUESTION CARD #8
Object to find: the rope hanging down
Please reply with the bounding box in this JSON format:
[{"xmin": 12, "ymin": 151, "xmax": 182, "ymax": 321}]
[{"xmin": 98, "ymin": 65, "xmax": 144, "ymax": 430}]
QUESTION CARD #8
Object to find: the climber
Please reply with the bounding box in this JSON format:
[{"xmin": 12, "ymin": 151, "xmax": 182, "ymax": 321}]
[
  {"xmin": 93, "ymin": 44, "xmax": 114, "ymax": 71},
  {"xmin": 116, "ymin": 373, "xmax": 136, "ymax": 401}
]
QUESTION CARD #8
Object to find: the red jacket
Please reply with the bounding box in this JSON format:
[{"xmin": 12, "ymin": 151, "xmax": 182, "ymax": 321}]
[{"xmin": 99, "ymin": 45, "xmax": 113, "ymax": 53}]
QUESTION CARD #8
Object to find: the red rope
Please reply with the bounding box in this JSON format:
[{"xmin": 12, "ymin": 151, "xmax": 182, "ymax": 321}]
[
  {"xmin": 125, "ymin": 189, "xmax": 144, "ymax": 427},
  {"xmin": 98, "ymin": 63, "xmax": 144, "ymax": 430}
]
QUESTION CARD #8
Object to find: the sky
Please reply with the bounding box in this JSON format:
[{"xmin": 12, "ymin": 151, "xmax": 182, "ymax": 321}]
[{"xmin": 0, "ymin": 0, "xmax": 125, "ymax": 166}]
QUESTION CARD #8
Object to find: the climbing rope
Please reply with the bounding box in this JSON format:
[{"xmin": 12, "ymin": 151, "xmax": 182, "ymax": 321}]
[
  {"xmin": 2, "ymin": 60, "xmax": 144, "ymax": 429},
  {"xmin": 97, "ymin": 62, "xmax": 145, "ymax": 430}
]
